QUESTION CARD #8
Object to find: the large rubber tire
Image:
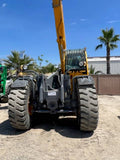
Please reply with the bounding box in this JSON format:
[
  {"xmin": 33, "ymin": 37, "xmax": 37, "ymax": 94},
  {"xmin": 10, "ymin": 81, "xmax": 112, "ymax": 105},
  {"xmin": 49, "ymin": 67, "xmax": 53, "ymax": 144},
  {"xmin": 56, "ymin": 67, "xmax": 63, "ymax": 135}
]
[
  {"xmin": 77, "ymin": 86, "xmax": 98, "ymax": 131},
  {"xmin": 8, "ymin": 85, "xmax": 31, "ymax": 130}
]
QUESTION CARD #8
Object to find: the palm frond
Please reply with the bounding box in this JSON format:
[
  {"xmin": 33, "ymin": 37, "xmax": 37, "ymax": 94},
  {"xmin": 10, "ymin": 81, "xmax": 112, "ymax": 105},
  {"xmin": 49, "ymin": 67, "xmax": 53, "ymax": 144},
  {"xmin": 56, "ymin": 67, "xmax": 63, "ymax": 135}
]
[
  {"xmin": 111, "ymin": 35, "xmax": 120, "ymax": 43},
  {"xmin": 102, "ymin": 28, "xmax": 114, "ymax": 42},
  {"xmin": 96, "ymin": 28, "xmax": 120, "ymax": 50},
  {"xmin": 98, "ymin": 36, "xmax": 106, "ymax": 44},
  {"xmin": 96, "ymin": 28, "xmax": 119, "ymax": 74},
  {"xmin": 89, "ymin": 65, "xmax": 95, "ymax": 74},
  {"xmin": 107, "ymin": 28, "xmax": 114, "ymax": 40},
  {"xmin": 110, "ymin": 44, "xmax": 118, "ymax": 50},
  {"xmin": 102, "ymin": 29, "xmax": 108, "ymax": 39},
  {"xmin": 3, "ymin": 51, "xmax": 34, "ymax": 73},
  {"xmin": 95, "ymin": 44, "xmax": 103, "ymax": 50}
]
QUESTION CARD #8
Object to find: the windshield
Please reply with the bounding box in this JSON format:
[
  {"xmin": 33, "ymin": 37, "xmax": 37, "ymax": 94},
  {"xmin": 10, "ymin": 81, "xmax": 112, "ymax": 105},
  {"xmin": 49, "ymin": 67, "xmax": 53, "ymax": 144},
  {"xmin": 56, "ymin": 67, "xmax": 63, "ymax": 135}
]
[{"xmin": 65, "ymin": 49, "xmax": 86, "ymax": 71}]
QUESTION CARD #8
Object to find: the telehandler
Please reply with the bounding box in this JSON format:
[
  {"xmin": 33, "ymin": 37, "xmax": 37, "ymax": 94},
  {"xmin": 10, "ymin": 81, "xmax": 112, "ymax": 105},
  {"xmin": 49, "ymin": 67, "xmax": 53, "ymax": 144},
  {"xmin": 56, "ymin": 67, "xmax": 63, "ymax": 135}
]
[{"xmin": 8, "ymin": 0, "xmax": 98, "ymax": 131}]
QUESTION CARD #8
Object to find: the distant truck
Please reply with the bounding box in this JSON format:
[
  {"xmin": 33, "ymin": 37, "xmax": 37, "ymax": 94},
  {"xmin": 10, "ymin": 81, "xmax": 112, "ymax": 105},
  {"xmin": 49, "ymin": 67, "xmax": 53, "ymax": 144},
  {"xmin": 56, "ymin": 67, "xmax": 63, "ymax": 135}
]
[{"xmin": 0, "ymin": 65, "xmax": 13, "ymax": 103}]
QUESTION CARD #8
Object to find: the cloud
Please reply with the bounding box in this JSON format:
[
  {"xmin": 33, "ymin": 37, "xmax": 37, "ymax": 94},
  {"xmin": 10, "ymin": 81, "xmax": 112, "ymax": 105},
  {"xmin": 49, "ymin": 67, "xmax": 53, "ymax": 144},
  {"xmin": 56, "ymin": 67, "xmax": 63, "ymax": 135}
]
[
  {"xmin": 70, "ymin": 18, "xmax": 87, "ymax": 25},
  {"xmin": 2, "ymin": 3, "xmax": 7, "ymax": 8},
  {"xmin": 80, "ymin": 18, "xmax": 87, "ymax": 22},
  {"xmin": 107, "ymin": 20, "xmax": 120, "ymax": 24},
  {"xmin": 71, "ymin": 22, "xmax": 77, "ymax": 25}
]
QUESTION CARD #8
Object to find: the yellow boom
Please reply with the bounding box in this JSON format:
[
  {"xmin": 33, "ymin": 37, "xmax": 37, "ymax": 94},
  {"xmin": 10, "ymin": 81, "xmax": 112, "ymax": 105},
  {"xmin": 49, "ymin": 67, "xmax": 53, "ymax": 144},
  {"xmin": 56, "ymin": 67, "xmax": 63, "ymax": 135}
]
[{"xmin": 52, "ymin": 0, "xmax": 66, "ymax": 74}]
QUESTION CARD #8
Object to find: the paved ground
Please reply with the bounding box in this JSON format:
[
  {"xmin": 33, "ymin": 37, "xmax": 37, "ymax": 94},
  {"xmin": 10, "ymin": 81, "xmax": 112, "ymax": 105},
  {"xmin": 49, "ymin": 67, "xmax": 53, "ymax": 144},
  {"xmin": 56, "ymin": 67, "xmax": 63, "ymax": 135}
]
[{"xmin": 0, "ymin": 95, "xmax": 120, "ymax": 160}]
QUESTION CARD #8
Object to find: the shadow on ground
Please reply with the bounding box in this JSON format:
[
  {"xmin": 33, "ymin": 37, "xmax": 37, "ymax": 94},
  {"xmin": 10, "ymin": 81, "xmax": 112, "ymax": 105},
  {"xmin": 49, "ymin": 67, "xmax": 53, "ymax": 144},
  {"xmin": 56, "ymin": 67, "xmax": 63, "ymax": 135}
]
[
  {"xmin": 0, "ymin": 120, "xmax": 25, "ymax": 136},
  {"xmin": 32, "ymin": 115, "xmax": 94, "ymax": 139},
  {"xmin": 0, "ymin": 106, "xmax": 8, "ymax": 110},
  {"xmin": 0, "ymin": 115, "xmax": 93, "ymax": 139},
  {"xmin": 118, "ymin": 116, "xmax": 120, "ymax": 119}
]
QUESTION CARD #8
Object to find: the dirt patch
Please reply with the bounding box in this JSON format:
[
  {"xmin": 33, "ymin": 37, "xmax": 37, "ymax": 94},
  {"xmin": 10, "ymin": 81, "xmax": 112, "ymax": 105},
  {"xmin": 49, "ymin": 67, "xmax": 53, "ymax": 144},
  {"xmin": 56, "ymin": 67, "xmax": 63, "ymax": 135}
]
[{"xmin": 0, "ymin": 95, "xmax": 120, "ymax": 160}]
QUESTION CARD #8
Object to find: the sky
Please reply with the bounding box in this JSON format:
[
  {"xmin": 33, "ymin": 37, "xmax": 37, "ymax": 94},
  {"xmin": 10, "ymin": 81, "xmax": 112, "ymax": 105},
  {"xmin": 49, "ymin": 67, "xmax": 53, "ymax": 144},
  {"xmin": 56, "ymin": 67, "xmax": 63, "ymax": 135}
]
[{"xmin": 0, "ymin": 0, "xmax": 120, "ymax": 65}]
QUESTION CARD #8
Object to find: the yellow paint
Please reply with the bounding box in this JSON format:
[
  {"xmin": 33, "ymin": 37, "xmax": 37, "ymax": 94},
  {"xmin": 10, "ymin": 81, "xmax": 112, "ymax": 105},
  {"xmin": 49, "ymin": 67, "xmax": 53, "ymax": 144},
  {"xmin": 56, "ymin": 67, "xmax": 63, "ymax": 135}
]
[
  {"xmin": 52, "ymin": 0, "xmax": 66, "ymax": 74},
  {"xmin": 52, "ymin": 0, "xmax": 89, "ymax": 92},
  {"xmin": 85, "ymin": 49, "xmax": 89, "ymax": 75}
]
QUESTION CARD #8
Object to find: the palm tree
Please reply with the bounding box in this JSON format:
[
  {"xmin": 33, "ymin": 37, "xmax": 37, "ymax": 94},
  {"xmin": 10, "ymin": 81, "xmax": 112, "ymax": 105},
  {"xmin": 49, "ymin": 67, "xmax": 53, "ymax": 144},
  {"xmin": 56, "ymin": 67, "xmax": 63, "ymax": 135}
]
[
  {"xmin": 4, "ymin": 51, "xmax": 34, "ymax": 74},
  {"xmin": 95, "ymin": 28, "xmax": 120, "ymax": 74},
  {"xmin": 89, "ymin": 65, "xmax": 103, "ymax": 75},
  {"xmin": 38, "ymin": 55, "xmax": 43, "ymax": 67},
  {"xmin": 89, "ymin": 65, "xmax": 95, "ymax": 74}
]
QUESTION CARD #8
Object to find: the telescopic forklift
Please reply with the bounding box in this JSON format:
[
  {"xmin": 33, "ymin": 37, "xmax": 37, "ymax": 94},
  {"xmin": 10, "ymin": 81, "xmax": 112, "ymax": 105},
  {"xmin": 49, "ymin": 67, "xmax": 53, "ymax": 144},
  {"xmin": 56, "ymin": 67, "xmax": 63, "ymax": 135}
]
[{"xmin": 8, "ymin": 0, "xmax": 98, "ymax": 131}]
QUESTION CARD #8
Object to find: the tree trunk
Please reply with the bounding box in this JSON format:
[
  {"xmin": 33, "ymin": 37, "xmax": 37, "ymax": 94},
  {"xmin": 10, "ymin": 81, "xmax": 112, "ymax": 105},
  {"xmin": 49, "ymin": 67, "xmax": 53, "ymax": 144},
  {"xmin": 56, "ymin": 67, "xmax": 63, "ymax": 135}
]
[{"xmin": 106, "ymin": 45, "xmax": 110, "ymax": 74}]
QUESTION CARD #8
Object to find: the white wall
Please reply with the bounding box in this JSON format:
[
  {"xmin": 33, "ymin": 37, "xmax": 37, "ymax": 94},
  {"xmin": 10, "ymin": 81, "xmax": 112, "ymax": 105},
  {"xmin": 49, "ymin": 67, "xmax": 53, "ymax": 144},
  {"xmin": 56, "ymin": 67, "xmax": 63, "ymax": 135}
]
[{"xmin": 88, "ymin": 58, "xmax": 120, "ymax": 74}]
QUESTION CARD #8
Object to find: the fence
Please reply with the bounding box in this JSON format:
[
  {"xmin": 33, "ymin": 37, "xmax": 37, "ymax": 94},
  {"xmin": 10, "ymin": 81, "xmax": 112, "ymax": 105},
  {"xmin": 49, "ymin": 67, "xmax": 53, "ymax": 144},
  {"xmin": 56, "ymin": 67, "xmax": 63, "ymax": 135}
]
[{"xmin": 92, "ymin": 75, "xmax": 120, "ymax": 95}]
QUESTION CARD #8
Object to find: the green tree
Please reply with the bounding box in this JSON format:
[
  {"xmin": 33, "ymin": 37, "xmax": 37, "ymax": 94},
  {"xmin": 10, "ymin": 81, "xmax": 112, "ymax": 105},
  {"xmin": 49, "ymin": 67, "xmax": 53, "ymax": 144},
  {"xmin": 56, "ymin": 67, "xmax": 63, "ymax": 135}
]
[
  {"xmin": 45, "ymin": 60, "xmax": 49, "ymax": 63},
  {"xmin": 4, "ymin": 51, "xmax": 34, "ymax": 74},
  {"xmin": 95, "ymin": 28, "xmax": 120, "ymax": 74},
  {"xmin": 46, "ymin": 63, "xmax": 57, "ymax": 73},
  {"xmin": 38, "ymin": 55, "xmax": 49, "ymax": 68},
  {"xmin": 40, "ymin": 63, "xmax": 57, "ymax": 74},
  {"xmin": 38, "ymin": 55, "xmax": 43, "ymax": 67},
  {"xmin": 89, "ymin": 65, "xmax": 95, "ymax": 74},
  {"xmin": 89, "ymin": 65, "xmax": 103, "ymax": 75}
]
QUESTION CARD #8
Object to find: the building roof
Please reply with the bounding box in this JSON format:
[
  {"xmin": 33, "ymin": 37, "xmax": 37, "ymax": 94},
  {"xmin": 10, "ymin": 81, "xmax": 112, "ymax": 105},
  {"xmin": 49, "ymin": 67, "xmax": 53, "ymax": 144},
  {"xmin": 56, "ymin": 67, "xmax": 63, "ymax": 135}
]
[{"xmin": 88, "ymin": 56, "xmax": 120, "ymax": 62}]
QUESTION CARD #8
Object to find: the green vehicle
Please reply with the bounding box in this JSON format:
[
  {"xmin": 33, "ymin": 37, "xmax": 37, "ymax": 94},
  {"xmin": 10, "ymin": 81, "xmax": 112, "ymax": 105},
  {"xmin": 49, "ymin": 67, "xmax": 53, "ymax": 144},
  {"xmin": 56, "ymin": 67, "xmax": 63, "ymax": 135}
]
[{"xmin": 0, "ymin": 65, "xmax": 7, "ymax": 102}]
